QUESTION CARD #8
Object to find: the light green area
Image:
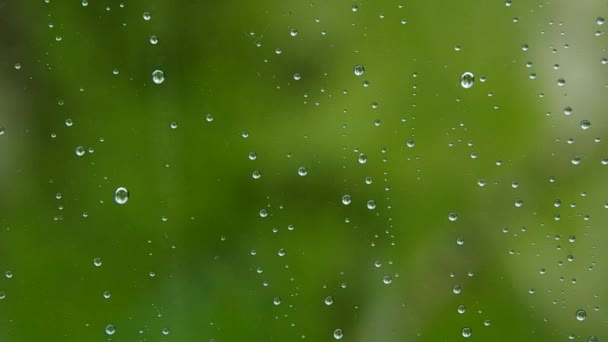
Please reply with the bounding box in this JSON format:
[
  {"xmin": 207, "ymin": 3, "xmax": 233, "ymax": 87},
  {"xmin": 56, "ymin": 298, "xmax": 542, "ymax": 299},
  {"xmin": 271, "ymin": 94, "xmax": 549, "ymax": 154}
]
[{"xmin": 0, "ymin": 0, "xmax": 606, "ymax": 341}]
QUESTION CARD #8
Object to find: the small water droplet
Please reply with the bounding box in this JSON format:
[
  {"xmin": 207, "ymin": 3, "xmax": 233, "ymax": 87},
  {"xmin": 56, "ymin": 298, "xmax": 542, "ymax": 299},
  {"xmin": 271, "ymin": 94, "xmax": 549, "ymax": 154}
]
[
  {"xmin": 461, "ymin": 327, "xmax": 472, "ymax": 338},
  {"xmin": 358, "ymin": 153, "xmax": 368, "ymax": 164},
  {"xmin": 457, "ymin": 304, "xmax": 466, "ymax": 314},
  {"xmin": 103, "ymin": 291, "xmax": 111, "ymax": 299},
  {"xmin": 142, "ymin": 12, "xmax": 151, "ymax": 20},
  {"xmin": 324, "ymin": 296, "xmax": 334, "ymax": 305},
  {"xmin": 557, "ymin": 78, "xmax": 566, "ymax": 86},
  {"xmin": 382, "ymin": 275, "xmax": 392, "ymax": 284},
  {"xmin": 75, "ymin": 146, "xmax": 85, "ymax": 156},
  {"xmin": 152, "ymin": 69, "xmax": 165, "ymax": 84},
  {"xmin": 448, "ymin": 212, "xmax": 458, "ymax": 222},
  {"xmin": 93, "ymin": 258, "xmax": 102, "ymax": 267},
  {"xmin": 114, "ymin": 187, "xmax": 129, "ymax": 204},
  {"xmin": 580, "ymin": 120, "xmax": 591, "ymax": 130},
  {"xmin": 105, "ymin": 324, "xmax": 116, "ymax": 336},
  {"xmin": 366, "ymin": 200, "xmax": 376, "ymax": 210},
  {"xmin": 333, "ymin": 328, "xmax": 344, "ymax": 340},
  {"xmin": 149, "ymin": 35, "xmax": 158, "ymax": 45},
  {"xmin": 289, "ymin": 28, "xmax": 298, "ymax": 37},
  {"xmin": 576, "ymin": 309, "xmax": 587, "ymax": 321},
  {"xmin": 298, "ymin": 167, "xmax": 308, "ymax": 176},
  {"xmin": 162, "ymin": 328, "xmax": 170, "ymax": 336},
  {"xmin": 460, "ymin": 72, "xmax": 474, "ymax": 88},
  {"xmin": 273, "ymin": 297, "xmax": 281, "ymax": 305},
  {"xmin": 341, "ymin": 195, "xmax": 352, "ymax": 205},
  {"xmin": 353, "ymin": 64, "xmax": 365, "ymax": 76},
  {"xmin": 293, "ymin": 73, "xmax": 301, "ymax": 81}
]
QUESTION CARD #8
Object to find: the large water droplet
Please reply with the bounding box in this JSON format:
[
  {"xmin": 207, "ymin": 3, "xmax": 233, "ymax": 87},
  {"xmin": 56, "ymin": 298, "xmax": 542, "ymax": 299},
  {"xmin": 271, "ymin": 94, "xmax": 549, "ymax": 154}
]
[
  {"xmin": 114, "ymin": 187, "xmax": 129, "ymax": 204},
  {"xmin": 298, "ymin": 167, "xmax": 308, "ymax": 176},
  {"xmin": 448, "ymin": 212, "xmax": 459, "ymax": 222},
  {"xmin": 575, "ymin": 309, "xmax": 587, "ymax": 321},
  {"xmin": 324, "ymin": 296, "xmax": 334, "ymax": 305},
  {"xmin": 341, "ymin": 195, "xmax": 352, "ymax": 205},
  {"xmin": 105, "ymin": 324, "xmax": 116, "ymax": 336},
  {"xmin": 152, "ymin": 69, "xmax": 165, "ymax": 84},
  {"xmin": 461, "ymin": 327, "xmax": 472, "ymax": 338},
  {"xmin": 353, "ymin": 64, "xmax": 365, "ymax": 76},
  {"xmin": 460, "ymin": 72, "xmax": 474, "ymax": 89},
  {"xmin": 333, "ymin": 329, "xmax": 344, "ymax": 340}
]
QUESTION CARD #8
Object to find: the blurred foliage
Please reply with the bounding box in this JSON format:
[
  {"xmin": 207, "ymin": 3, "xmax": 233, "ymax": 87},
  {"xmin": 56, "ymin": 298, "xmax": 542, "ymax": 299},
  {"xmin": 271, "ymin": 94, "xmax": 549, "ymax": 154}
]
[{"xmin": 0, "ymin": 0, "xmax": 607, "ymax": 341}]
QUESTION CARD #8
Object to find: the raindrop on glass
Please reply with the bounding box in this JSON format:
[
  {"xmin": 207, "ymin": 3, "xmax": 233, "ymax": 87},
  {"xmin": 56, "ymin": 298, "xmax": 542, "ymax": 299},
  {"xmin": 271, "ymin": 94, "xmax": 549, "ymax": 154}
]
[
  {"xmin": 353, "ymin": 64, "xmax": 365, "ymax": 76},
  {"xmin": 105, "ymin": 324, "xmax": 116, "ymax": 336},
  {"xmin": 366, "ymin": 200, "xmax": 376, "ymax": 210},
  {"xmin": 460, "ymin": 72, "xmax": 474, "ymax": 89},
  {"xmin": 448, "ymin": 212, "xmax": 458, "ymax": 222},
  {"xmin": 333, "ymin": 328, "xmax": 344, "ymax": 340},
  {"xmin": 152, "ymin": 69, "xmax": 165, "ymax": 84},
  {"xmin": 75, "ymin": 146, "xmax": 85, "ymax": 156},
  {"xmin": 575, "ymin": 309, "xmax": 587, "ymax": 321},
  {"xmin": 114, "ymin": 187, "xmax": 129, "ymax": 205},
  {"xmin": 342, "ymin": 195, "xmax": 352, "ymax": 205}
]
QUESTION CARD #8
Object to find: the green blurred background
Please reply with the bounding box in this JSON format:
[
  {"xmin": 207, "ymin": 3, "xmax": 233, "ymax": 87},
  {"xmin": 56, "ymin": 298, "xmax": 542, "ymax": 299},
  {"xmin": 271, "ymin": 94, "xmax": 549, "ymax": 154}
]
[{"xmin": 0, "ymin": 0, "xmax": 607, "ymax": 341}]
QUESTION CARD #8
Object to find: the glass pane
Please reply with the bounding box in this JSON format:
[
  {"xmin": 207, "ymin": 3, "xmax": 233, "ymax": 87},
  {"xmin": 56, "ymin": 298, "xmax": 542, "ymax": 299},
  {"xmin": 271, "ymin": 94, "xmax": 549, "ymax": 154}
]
[{"xmin": 1, "ymin": 0, "xmax": 606, "ymax": 340}]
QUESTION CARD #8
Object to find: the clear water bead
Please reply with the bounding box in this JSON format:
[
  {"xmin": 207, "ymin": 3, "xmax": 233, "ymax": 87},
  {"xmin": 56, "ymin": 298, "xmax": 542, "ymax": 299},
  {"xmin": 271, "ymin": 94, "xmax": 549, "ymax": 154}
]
[
  {"xmin": 333, "ymin": 328, "xmax": 344, "ymax": 340},
  {"xmin": 152, "ymin": 69, "xmax": 165, "ymax": 84},
  {"xmin": 460, "ymin": 72, "xmax": 474, "ymax": 89},
  {"xmin": 105, "ymin": 324, "xmax": 116, "ymax": 335},
  {"xmin": 575, "ymin": 309, "xmax": 587, "ymax": 321},
  {"xmin": 353, "ymin": 64, "xmax": 365, "ymax": 76},
  {"xmin": 114, "ymin": 187, "xmax": 129, "ymax": 204}
]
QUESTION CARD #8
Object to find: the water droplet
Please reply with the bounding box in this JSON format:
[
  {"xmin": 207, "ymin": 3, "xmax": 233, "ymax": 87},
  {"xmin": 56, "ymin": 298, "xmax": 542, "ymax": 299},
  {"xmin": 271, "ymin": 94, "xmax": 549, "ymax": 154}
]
[
  {"xmin": 93, "ymin": 258, "xmax": 102, "ymax": 267},
  {"xmin": 333, "ymin": 328, "xmax": 344, "ymax": 340},
  {"xmin": 456, "ymin": 237, "xmax": 465, "ymax": 245},
  {"xmin": 588, "ymin": 336, "xmax": 598, "ymax": 342},
  {"xmin": 461, "ymin": 327, "xmax": 472, "ymax": 338},
  {"xmin": 358, "ymin": 153, "xmax": 368, "ymax": 164},
  {"xmin": 75, "ymin": 146, "xmax": 85, "ymax": 156},
  {"xmin": 273, "ymin": 297, "xmax": 281, "ymax": 305},
  {"xmin": 514, "ymin": 198, "xmax": 524, "ymax": 207},
  {"xmin": 406, "ymin": 139, "xmax": 415, "ymax": 148},
  {"xmin": 5, "ymin": 271, "xmax": 13, "ymax": 279},
  {"xmin": 382, "ymin": 275, "xmax": 392, "ymax": 284},
  {"xmin": 341, "ymin": 195, "xmax": 352, "ymax": 205},
  {"xmin": 114, "ymin": 187, "xmax": 129, "ymax": 205},
  {"xmin": 252, "ymin": 170, "xmax": 262, "ymax": 179},
  {"xmin": 289, "ymin": 28, "xmax": 298, "ymax": 37},
  {"xmin": 353, "ymin": 64, "xmax": 365, "ymax": 76},
  {"xmin": 571, "ymin": 156, "xmax": 581, "ymax": 165},
  {"xmin": 576, "ymin": 309, "xmax": 587, "ymax": 321},
  {"xmin": 484, "ymin": 319, "xmax": 492, "ymax": 327},
  {"xmin": 105, "ymin": 324, "xmax": 116, "ymax": 336},
  {"xmin": 351, "ymin": 4, "xmax": 358, "ymax": 12},
  {"xmin": 149, "ymin": 35, "xmax": 158, "ymax": 45},
  {"xmin": 580, "ymin": 120, "xmax": 591, "ymax": 130},
  {"xmin": 162, "ymin": 328, "xmax": 170, "ymax": 336},
  {"xmin": 448, "ymin": 212, "xmax": 459, "ymax": 222},
  {"xmin": 457, "ymin": 304, "xmax": 466, "ymax": 314},
  {"xmin": 259, "ymin": 209, "xmax": 268, "ymax": 218},
  {"xmin": 65, "ymin": 118, "xmax": 73, "ymax": 127},
  {"xmin": 81, "ymin": 0, "xmax": 88, "ymax": 6},
  {"xmin": 505, "ymin": 0, "xmax": 512, "ymax": 6},
  {"xmin": 366, "ymin": 200, "xmax": 376, "ymax": 210},
  {"xmin": 460, "ymin": 72, "xmax": 474, "ymax": 89},
  {"xmin": 452, "ymin": 284, "xmax": 462, "ymax": 294},
  {"xmin": 293, "ymin": 73, "xmax": 301, "ymax": 81},
  {"xmin": 152, "ymin": 69, "xmax": 165, "ymax": 84},
  {"xmin": 324, "ymin": 296, "xmax": 334, "ymax": 305},
  {"xmin": 205, "ymin": 114, "xmax": 214, "ymax": 122},
  {"xmin": 142, "ymin": 12, "xmax": 151, "ymax": 20},
  {"xmin": 103, "ymin": 291, "xmax": 111, "ymax": 299},
  {"xmin": 170, "ymin": 121, "xmax": 178, "ymax": 129},
  {"xmin": 597, "ymin": 17, "xmax": 605, "ymax": 25},
  {"xmin": 298, "ymin": 167, "xmax": 308, "ymax": 176},
  {"xmin": 557, "ymin": 78, "xmax": 566, "ymax": 86}
]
